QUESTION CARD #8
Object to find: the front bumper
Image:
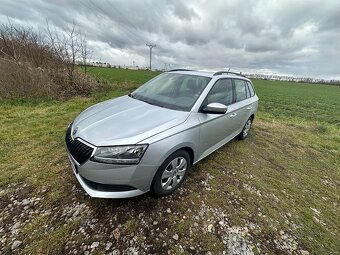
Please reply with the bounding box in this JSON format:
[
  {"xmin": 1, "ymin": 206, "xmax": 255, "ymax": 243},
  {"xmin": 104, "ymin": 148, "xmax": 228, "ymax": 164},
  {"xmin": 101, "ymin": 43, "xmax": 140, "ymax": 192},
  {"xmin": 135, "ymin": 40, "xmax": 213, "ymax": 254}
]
[{"xmin": 66, "ymin": 150, "xmax": 158, "ymax": 199}]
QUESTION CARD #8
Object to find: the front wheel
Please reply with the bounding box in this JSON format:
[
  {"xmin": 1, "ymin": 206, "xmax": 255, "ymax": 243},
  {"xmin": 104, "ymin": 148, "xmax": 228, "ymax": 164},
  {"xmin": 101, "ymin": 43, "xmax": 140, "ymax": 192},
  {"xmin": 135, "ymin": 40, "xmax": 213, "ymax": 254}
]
[
  {"xmin": 237, "ymin": 117, "xmax": 253, "ymax": 140},
  {"xmin": 151, "ymin": 150, "xmax": 190, "ymax": 197}
]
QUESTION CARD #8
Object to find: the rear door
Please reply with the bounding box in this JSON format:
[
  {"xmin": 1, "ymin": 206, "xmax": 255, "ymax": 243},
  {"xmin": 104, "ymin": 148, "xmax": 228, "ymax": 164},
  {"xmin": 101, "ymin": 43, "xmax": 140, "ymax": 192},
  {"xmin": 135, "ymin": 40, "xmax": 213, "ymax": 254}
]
[{"xmin": 232, "ymin": 79, "xmax": 255, "ymax": 133}]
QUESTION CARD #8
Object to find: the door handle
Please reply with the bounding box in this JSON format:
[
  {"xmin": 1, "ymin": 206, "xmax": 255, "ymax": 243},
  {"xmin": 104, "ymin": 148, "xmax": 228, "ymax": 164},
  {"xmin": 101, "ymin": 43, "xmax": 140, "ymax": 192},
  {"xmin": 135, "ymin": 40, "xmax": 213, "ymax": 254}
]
[
  {"xmin": 230, "ymin": 113, "xmax": 237, "ymax": 118},
  {"xmin": 246, "ymin": 106, "xmax": 252, "ymax": 110}
]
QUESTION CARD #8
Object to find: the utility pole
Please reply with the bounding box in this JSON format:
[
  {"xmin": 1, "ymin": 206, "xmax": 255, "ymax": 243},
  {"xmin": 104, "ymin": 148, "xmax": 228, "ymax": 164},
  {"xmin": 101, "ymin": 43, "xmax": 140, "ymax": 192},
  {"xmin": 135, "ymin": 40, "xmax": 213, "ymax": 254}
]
[{"xmin": 146, "ymin": 44, "xmax": 156, "ymax": 70}]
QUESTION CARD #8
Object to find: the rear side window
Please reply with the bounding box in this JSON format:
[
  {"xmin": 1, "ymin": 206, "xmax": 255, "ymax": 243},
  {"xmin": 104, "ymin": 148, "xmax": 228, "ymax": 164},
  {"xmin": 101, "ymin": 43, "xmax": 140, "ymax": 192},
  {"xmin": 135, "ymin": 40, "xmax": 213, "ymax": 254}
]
[
  {"xmin": 246, "ymin": 81, "xmax": 255, "ymax": 97},
  {"xmin": 234, "ymin": 79, "xmax": 247, "ymax": 101},
  {"xmin": 205, "ymin": 78, "xmax": 233, "ymax": 106}
]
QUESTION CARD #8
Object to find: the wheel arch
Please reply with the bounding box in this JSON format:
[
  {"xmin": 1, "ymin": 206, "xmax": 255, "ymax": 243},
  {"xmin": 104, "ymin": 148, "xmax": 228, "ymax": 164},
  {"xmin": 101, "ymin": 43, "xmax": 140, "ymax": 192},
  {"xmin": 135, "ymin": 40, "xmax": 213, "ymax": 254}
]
[
  {"xmin": 158, "ymin": 143, "xmax": 196, "ymax": 167},
  {"xmin": 177, "ymin": 146, "xmax": 194, "ymax": 166}
]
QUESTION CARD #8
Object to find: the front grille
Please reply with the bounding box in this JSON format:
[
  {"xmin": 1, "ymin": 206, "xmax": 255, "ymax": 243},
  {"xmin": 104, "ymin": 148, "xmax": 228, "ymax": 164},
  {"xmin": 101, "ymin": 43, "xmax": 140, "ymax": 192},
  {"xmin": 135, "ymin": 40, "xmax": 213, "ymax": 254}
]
[
  {"xmin": 65, "ymin": 125, "xmax": 94, "ymax": 165},
  {"xmin": 81, "ymin": 176, "xmax": 137, "ymax": 192}
]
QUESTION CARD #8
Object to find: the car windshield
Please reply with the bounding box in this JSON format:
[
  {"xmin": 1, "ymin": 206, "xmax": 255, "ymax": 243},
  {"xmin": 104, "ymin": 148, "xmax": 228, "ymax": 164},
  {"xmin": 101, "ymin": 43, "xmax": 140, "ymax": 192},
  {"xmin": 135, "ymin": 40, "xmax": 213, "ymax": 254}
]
[{"xmin": 130, "ymin": 73, "xmax": 211, "ymax": 111}]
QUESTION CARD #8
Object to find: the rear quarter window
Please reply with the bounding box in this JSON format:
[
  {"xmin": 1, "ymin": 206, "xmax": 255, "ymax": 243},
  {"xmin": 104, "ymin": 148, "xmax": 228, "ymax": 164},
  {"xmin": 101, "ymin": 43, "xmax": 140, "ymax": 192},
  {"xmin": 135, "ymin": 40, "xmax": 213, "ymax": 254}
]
[{"xmin": 246, "ymin": 81, "xmax": 255, "ymax": 97}]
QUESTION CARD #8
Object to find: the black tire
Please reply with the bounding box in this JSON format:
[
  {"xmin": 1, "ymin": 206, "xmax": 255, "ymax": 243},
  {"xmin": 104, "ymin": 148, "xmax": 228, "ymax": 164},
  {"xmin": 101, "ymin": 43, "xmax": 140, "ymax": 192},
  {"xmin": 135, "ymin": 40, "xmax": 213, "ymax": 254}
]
[
  {"xmin": 237, "ymin": 116, "xmax": 253, "ymax": 140},
  {"xmin": 151, "ymin": 150, "xmax": 190, "ymax": 197}
]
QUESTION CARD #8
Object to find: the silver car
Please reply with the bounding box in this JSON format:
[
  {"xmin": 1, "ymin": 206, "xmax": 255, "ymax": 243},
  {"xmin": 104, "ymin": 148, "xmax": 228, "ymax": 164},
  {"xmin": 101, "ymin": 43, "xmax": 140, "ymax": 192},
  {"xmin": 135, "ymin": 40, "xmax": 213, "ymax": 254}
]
[{"xmin": 65, "ymin": 70, "xmax": 258, "ymax": 198}]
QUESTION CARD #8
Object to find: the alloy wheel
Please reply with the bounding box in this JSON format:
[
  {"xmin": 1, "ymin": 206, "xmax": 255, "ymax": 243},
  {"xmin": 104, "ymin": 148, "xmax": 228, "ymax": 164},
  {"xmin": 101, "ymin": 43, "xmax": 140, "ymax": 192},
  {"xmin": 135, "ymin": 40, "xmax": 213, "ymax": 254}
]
[
  {"xmin": 243, "ymin": 119, "xmax": 252, "ymax": 137},
  {"xmin": 161, "ymin": 157, "xmax": 187, "ymax": 190}
]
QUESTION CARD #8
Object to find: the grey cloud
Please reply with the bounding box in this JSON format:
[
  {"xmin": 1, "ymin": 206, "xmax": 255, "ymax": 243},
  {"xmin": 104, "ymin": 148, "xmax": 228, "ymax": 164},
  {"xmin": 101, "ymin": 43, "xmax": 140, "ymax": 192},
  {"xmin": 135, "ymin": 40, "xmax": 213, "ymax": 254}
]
[
  {"xmin": 169, "ymin": 1, "xmax": 199, "ymax": 21},
  {"xmin": 0, "ymin": 0, "xmax": 339, "ymax": 78}
]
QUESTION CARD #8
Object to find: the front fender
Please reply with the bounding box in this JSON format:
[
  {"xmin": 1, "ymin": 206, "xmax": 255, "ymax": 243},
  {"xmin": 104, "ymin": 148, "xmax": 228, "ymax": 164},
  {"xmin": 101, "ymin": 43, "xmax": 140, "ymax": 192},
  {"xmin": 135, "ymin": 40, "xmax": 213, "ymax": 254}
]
[{"xmin": 140, "ymin": 126, "xmax": 199, "ymax": 167}]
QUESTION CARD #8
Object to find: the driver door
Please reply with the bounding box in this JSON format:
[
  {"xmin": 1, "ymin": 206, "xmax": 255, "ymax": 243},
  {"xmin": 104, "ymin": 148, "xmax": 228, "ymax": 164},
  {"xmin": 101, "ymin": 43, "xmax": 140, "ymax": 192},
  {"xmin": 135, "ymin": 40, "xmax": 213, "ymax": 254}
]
[{"xmin": 197, "ymin": 78, "xmax": 239, "ymax": 160}]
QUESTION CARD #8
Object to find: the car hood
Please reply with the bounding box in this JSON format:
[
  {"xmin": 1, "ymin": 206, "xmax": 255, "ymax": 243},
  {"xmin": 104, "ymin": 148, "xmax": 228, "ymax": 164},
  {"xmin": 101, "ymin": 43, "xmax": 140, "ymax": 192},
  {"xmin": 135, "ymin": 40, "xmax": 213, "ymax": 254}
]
[{"xmin": 72, "ymin": 95, "xmax": 190, "ymax": 146}]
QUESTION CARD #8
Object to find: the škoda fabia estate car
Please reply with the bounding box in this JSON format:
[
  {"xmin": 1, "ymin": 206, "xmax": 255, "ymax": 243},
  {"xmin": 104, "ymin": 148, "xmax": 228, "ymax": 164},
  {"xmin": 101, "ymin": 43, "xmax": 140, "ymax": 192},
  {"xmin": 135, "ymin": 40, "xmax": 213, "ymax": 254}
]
[{"xmin": 65, "ymin": 70, "xmax": 258, "ymax": 198}]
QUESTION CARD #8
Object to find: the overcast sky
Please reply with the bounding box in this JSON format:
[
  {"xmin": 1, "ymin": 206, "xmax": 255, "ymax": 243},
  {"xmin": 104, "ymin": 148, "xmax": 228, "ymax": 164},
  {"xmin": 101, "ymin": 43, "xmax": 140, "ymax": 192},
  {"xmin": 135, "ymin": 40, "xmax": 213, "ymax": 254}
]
[{"xmin": 1, "ymin": 0, "xmax": 340, "ymax": 78}]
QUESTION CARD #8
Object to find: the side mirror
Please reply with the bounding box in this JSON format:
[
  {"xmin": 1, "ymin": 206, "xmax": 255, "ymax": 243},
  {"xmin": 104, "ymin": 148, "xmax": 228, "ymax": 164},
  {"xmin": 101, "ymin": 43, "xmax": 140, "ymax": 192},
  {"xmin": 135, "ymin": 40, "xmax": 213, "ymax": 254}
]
[{"xmin": 203, "ymin": 103, "xmax": 228, "ymax": 114}]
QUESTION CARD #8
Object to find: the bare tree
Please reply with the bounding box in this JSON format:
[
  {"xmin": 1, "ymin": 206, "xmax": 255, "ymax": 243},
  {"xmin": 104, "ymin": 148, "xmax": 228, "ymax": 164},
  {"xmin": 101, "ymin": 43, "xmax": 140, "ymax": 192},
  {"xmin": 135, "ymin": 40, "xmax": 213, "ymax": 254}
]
[
  {"xmin": 46, "ymin": 21, "xmax": 91, "ymax": 85},
  {"xmin": 79, "ymin": 32, "xmax": 94, "ymax": 74}
]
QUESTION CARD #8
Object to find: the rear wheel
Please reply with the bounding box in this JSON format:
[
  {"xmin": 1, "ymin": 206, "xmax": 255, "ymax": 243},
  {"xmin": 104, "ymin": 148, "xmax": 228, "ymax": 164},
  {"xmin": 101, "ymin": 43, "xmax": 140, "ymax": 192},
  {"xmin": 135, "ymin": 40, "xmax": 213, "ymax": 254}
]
[
  {"xmin": 151, "ymin": 150, "xmax": 190, "ymax": 197},
  {"xmin": 237, "ymin": 117, "xmax": 253, "ymax": 140}
]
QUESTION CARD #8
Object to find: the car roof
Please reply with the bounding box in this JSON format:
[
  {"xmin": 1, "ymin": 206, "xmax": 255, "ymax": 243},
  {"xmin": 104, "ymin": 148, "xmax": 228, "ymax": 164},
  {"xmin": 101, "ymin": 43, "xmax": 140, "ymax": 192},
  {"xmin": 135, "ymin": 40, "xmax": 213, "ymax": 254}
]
[{"xmin": 165, "ymin": 70, "xmax": 251, "ymax": 81}]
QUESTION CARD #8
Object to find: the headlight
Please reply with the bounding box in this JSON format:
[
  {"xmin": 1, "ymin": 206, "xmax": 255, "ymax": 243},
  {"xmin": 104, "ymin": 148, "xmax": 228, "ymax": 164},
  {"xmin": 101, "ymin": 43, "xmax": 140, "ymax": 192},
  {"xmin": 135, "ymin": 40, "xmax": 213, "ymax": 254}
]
[{"xmin": 91, "ymin": 144, "xmax": 148, "ymax": 164}]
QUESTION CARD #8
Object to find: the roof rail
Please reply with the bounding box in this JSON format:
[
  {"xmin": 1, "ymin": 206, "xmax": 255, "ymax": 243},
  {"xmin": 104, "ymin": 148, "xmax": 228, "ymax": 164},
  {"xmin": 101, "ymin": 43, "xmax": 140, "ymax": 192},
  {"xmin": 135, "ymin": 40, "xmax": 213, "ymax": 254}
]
[
  {"xmin": 213, "ymin": 71, "xmax": 247, "ymax": 78},
  {"xmin": 168, "ymin": 69, "xmax": 193, "ymax": 72}
]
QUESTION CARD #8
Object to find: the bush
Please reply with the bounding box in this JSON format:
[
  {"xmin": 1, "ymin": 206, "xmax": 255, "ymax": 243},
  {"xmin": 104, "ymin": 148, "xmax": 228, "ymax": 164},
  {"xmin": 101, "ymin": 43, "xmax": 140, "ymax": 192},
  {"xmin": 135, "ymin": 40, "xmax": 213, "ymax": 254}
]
[{"xmin": 0, "ymin": 23, "xmax": 104, "ymax": 100}]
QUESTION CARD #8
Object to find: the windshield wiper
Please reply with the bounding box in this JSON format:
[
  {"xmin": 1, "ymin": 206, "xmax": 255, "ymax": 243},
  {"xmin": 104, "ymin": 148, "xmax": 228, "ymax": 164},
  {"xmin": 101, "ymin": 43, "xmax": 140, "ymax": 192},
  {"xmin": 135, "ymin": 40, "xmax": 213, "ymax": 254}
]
[
  {"xmin": 142, "ymin": 99, "xmax": 156, "ymax": 106},
  {"xmin": 129, "ymin": 94, "xmax": 164, "ymax": 108}
]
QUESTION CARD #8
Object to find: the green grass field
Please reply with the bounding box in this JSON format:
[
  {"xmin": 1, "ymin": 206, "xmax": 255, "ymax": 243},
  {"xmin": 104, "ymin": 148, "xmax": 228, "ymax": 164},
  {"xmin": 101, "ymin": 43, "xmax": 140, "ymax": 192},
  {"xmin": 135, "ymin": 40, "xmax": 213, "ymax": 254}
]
[
  {"xmin": 253, "ymin": 79, "xmax": 340, "ymax": 126},
  {"xmin": 0, "ymin": 67, "xmax": 339, "ymax": 254},
  {"xmin": 87, "ymin": 67, "xmax": 161, "ymax": 86},
  {"xmin": 87, "ymin": 67, "xmax": 340, "ymax": 126}
]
